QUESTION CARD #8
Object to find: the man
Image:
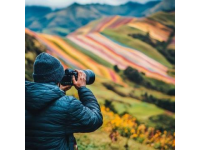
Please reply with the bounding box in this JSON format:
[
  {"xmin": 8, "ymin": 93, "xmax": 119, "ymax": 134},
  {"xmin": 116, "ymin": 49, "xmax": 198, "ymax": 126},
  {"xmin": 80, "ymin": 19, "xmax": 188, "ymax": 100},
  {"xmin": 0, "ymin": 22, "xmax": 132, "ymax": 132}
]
[{"xmin": 25, "ymin": 52, "xmax": 103, "ymax": 150}]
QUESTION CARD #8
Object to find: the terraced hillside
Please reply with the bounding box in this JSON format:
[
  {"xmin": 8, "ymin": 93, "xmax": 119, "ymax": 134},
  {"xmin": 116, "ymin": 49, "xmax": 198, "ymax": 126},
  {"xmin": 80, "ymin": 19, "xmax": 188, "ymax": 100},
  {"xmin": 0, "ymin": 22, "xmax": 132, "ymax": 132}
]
[
  {"xmin": 67, "ymin": 15, "xmax": 175, "ymax": 84},
  {"xmin": 25, "ymin": 26, "xmax": 175, "ymax": 125}
]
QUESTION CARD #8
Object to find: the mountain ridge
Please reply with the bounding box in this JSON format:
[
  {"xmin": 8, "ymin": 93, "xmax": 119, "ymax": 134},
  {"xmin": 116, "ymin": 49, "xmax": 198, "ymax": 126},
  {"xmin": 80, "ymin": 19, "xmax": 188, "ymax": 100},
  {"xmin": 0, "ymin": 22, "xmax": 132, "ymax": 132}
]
[{"xmin": 25, "ymin": 0, "xmax": 174, "ymax": 36}]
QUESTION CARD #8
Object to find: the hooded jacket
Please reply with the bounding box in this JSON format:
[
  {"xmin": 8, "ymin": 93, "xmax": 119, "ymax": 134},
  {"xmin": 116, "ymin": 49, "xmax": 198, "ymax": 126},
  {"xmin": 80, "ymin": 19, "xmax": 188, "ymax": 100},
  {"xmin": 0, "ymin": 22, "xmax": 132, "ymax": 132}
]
[{"xmin": 25, "ymin": 81, "xmax": 103, "ymax": 150}]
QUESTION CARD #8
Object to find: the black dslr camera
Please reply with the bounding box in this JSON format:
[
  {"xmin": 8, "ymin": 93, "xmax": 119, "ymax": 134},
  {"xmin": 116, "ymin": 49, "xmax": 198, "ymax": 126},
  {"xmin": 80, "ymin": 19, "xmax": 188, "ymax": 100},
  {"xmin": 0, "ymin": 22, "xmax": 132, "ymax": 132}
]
[{"xmin": 60, "ymin": 69, "xmax": 95, "ymax": 86}]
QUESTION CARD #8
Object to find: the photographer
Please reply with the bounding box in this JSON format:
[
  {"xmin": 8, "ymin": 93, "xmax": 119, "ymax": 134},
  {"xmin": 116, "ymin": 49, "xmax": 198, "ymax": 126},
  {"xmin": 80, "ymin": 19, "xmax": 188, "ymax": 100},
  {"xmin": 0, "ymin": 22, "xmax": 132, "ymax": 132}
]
[{"xmin": 25, "ymin": 52, "xmax": 103, "ymax": 150}]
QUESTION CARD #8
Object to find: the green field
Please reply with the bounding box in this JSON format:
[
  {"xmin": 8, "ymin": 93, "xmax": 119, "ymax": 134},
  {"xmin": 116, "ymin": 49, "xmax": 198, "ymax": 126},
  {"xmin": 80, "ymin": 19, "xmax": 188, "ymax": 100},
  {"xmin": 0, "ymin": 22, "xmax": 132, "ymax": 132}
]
[
  {"xmin": 67, "ymin": 78, "xmax": 173, "ymax": 123},
  {"xmin": 42, "ymin": 27, "xmax": 71, "ymax": 36},
  {"xmin": 148, "ymin": 11, "xmax": 175, "ymax": 28}
]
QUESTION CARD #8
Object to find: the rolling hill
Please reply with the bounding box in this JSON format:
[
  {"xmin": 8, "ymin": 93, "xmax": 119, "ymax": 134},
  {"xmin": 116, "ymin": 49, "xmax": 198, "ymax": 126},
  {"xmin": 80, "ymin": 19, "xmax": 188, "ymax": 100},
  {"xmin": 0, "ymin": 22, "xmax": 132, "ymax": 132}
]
[
  {"xmin": 67, "ymin": 14, "xmax": 175, "ymax": 84},
  {"xmin": 25, "ymin": 9, "xmax": 175, "ymax": 115},
  {"xmin": 25, "ymin": 0, "xmax": 175, "ymax": 36},
  {"xmin": 25, "ymin": 27, "xmax": 175, "ymax": 121},
  {"xmin": 25, "ymin": 5, "xmax": 175, "ymax": 149}
]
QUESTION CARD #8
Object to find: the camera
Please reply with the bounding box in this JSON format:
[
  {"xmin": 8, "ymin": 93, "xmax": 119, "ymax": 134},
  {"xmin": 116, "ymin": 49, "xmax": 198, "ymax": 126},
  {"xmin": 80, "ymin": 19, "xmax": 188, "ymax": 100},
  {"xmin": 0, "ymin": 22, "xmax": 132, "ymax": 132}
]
[{"xmin": 60, "ymin": 69, "xmax": 95, "ymax": 86}]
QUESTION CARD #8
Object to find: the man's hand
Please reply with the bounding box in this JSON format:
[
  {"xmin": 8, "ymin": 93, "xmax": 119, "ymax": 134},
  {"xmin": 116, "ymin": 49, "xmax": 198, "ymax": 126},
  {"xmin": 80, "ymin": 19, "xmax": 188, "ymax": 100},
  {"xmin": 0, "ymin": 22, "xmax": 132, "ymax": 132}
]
[
  {"xmin": 72, "ymin": 69, "xmax": 86, "ymax": 90},
  {"xmin": 59, "ymin": 84, "xmax": 72, "ymax": 92}
]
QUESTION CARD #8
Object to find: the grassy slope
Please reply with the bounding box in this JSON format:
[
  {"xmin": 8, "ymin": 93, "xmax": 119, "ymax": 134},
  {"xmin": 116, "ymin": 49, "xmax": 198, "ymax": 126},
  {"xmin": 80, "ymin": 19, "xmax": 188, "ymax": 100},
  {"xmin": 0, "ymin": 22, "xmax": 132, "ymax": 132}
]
[
  {"xmin": 42, "ymin": 27, "xmax": 70, "ymax": 36},
  {"xmin": 67, "ymin": 78, "xmax": 167, "ymax": 122},
  {"xmin": 144, "ymin": 76, "xmax": 175, "ymax": 96},
  {"xmin": 108, "ymin": 79, "xmax": 175, "ymax": 101},
  {"xmin": 147, "ymin": 11, "xmax": 175, "ymax": 27},
  {"xmin": 75, "ymin": 130, "xmax": 155, "ymax": 150},
  {"xmin": 101, "ymin": 26, "xmax": 172, "ymax": 68}
]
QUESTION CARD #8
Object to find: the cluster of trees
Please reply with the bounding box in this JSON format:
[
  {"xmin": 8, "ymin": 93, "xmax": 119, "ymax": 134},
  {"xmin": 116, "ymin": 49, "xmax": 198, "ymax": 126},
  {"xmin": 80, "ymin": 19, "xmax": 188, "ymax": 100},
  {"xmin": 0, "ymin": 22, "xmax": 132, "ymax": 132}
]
[
  {"xmin": 142, "ymin": 93, "xmax": 175, "ymax": 112},
  {"xmin": 123, "ymin": 66, "xmax": 175, "ymax": 95},
  {"xmin": 124, "ymin": 66, "xmax": 143, "ymax": 84},
  {"xmin": 148, "ymin": 114, "xmax": 175, "ymax": 133}
]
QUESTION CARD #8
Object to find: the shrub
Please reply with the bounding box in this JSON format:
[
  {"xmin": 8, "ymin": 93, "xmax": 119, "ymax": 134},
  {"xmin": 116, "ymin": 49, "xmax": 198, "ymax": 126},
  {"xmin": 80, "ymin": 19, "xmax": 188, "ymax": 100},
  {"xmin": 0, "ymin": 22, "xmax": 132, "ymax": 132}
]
[{"xmin": 124, "ymin": 66, "xmax": 143, "ymax": 84}]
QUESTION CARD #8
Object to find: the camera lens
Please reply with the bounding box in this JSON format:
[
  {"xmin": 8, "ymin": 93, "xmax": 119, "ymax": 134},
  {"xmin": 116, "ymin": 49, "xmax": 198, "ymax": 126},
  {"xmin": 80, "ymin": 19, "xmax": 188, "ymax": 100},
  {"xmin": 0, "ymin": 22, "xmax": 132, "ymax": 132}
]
[{"xmin": 83, "ymin": 69, "xmax": 95, "ymax": 85}]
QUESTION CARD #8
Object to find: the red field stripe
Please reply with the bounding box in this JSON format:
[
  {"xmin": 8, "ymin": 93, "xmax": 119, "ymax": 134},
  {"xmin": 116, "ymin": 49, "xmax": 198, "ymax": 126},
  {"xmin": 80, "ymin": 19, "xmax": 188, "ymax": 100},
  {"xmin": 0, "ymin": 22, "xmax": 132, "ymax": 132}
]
[
  {"xmin": 108, "ymin": 69, "xmax": 117, "ymax": 82},
  {"xmin": 99, "ymin": 16, "xmax": 118, "ymax": 31},
  {"xmin": 91, "ymin": 17, "xmax": 113, "ymax": 32},
  {"xmin": 108, "ymin": 17, "xmax": 122, "ymax": 28},
  {"xmin": 73, "ymin": 36, "xmax": 127, "ymax": 68},
  {"xmin": 112, "ymin": 18, "xmax": 129, "ymax": 28}
]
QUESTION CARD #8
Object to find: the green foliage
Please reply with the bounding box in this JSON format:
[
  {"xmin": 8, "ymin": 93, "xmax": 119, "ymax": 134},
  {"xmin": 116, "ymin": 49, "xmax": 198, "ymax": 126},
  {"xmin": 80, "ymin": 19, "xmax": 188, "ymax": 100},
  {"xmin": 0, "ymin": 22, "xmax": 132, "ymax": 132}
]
[
  {"xmin": 142, "ymin": 93, "xmax": 175, "ymax": 112},
  {"xmin": 128, "ymin": 32, "xmax": 156, "ymax": 47},
  {"xmin": 75, "ymin": 131, "xmax": 155, "ymax": 150},
  {"xmin": 167, "ymin": 89, "xmax": 175, "ymax": 96},
  {"xmin": 124, "ymin": 66, "xmax": 143, "ymax": 84},
  {"xmin": 25, "ymin": 33, "xmax": 46, "ymax": 81},
  {"xmin": 143, "ymin": 76, "xmax": 175, "ymax": 94},
  {"xmin": 122, "ymin": 66, "xmax": 175, "ymax": 95},
  {"xmin": 104, "ymin": 100, "xmax": 118, "ymax": 114},
  {"xmin": 113, "ymin": 65, "xmax": 120, "ymax": 72},
  {"xmin": 148, "ymin": 11, "xmax": 175, "ymax": 28},
  {"xmin": 148, "ymin": 114, "xmax": 175, "ymax": 133}
]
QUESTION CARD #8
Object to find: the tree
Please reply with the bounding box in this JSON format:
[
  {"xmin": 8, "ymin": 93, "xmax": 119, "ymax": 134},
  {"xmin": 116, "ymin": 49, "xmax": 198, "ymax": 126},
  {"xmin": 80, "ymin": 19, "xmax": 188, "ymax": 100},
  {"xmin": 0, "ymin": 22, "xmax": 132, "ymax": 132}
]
[
  {"xmin": 114, "ymin": 65, "xmax": 120, "ymax": 72},
  {"xmin": 124, "ymin": 66, "xmax": 143, "ymax": 84}
]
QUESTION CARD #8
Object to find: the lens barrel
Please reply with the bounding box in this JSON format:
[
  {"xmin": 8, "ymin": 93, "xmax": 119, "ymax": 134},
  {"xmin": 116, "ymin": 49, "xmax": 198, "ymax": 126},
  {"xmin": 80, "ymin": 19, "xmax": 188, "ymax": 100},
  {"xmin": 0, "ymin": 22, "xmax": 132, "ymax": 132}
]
[{"xmin": 83, "ymin": 69, "xmax": 95, "ymax": 85}]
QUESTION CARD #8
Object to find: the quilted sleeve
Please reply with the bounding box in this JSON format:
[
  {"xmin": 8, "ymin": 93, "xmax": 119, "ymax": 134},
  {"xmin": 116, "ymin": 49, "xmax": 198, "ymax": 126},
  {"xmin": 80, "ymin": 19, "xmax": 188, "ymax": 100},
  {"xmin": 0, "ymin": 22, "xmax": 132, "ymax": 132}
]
[{"xmin": 66, "ymin": 87, "xmax": 103, "ymax": 133}]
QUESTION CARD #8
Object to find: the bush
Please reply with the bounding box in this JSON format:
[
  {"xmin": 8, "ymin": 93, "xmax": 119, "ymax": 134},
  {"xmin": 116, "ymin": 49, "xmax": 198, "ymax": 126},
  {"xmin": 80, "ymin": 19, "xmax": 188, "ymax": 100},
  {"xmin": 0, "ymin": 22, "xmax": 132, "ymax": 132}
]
[
  {"xmin": 167, "ymin": 89, "xmax": 175, "ymax": 96},
  {"xmin": 123, "ymin": 66, "xmax": 175, "ymax": 95},
  {"xmin": 124, "ymin": 66, "xmax": 143, "ymax": 84},
  {"xmin": 104, "ymin": 100, "xmax": 117, "ymax": 114},
  {"xmin": 148, "ymin": 114, "xmax": 175, "ymax": 133},
  {"xmin": 113, "ymin": 65, "xmax": 120, "ymax": 72}
]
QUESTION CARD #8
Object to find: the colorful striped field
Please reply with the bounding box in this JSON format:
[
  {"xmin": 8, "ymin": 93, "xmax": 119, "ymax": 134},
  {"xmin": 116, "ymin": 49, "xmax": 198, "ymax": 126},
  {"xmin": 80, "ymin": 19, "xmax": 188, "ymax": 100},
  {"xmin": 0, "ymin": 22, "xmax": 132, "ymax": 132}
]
[
  {"xmin": 25, "ymin": 28, "xmax": 124, "ymax": 85},
  {"xmin": 67, "ymin": 33, "xmax": 174, "ymax": 84},
  {"xmin": 128, "ymin": 18, "xmax": 172, "ymax": 42},
  {"xmin": 74, "ymin": 16, "xmax": 135, "ymax": 35},
  {"xmin": 25, "ymin": 14, "xmax": 175, "ymax": 84},
  {"xmin": 65, "ymin": 16, "xmax": 175, "ymax": 84}
]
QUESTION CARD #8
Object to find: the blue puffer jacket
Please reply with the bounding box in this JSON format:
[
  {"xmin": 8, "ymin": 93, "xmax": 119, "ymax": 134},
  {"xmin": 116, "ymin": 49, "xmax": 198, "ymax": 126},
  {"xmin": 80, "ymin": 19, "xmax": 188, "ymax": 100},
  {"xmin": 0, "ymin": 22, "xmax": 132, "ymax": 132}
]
[{"xmin": 25, "ymin": 81, "xmax": 103, "ymax": 150}]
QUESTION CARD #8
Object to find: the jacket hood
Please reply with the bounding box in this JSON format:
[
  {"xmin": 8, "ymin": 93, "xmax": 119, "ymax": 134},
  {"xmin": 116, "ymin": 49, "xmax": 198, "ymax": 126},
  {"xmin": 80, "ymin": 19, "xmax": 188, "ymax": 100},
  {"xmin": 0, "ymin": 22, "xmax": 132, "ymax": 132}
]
[{"xmin": 25, "ymin": 81, "xmax": 65, "ymax": 113}]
